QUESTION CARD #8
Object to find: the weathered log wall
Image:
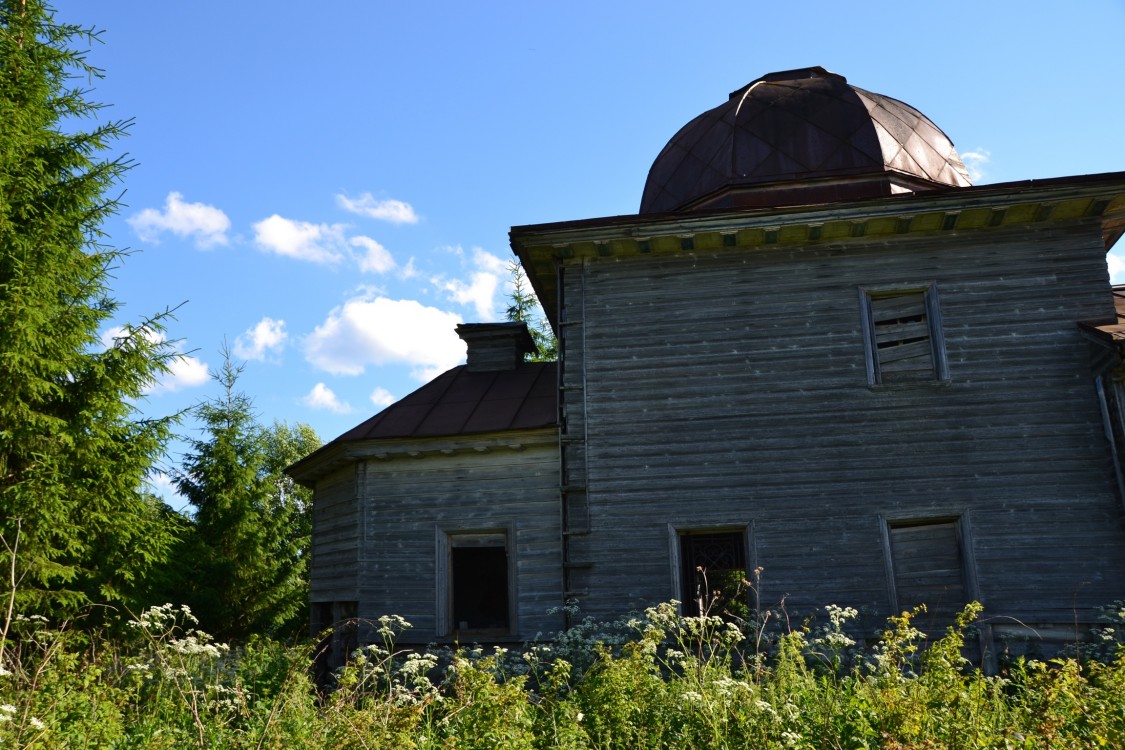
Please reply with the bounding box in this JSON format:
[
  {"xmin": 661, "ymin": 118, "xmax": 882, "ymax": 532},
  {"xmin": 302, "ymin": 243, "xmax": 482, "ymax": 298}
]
[
  {"xmin": 559, "ymin": 220, "xmax": 1125, "ymax": 635},
  {"xmin": 310, "ymin": 430, "xmax": 563, "ymax": 643}
]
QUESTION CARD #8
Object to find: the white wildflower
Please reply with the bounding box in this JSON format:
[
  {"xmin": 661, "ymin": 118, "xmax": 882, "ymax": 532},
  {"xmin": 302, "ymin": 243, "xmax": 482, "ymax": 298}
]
[
  {"xmin": 168, "ymin": 634, "xmax": 228, "ymax": 658},
  {"xmin": 822, "ymin": 631, "xmax": 856, "ymax": 649},
  {"xmin": 754, "ymin": 699, "xmax": 779, "ymax": 720},
  {"xmin": 401, "ymin": 651, "xmax": 438, "ymax": 677},
  {"xmin": 377, "ymin": 614, "xmax": 411, "ymax": 638},
  {"xmin": 825, "ymin": 604, "xmax": 858, "ymax": 626}
]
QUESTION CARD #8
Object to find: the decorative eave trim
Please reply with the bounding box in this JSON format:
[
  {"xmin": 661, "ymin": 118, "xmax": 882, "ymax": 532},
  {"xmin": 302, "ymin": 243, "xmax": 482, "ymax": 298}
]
[
  {"xmin": 346, "ymin": 428, "xmax": 557, "ymax": 461},
  {"xmin": 286, "ymin": 427, "xmax": 557, "ymax": 487},
  {"xmin": 511, "ymin": 172, "xmax": 1125, "ymax": 329}
]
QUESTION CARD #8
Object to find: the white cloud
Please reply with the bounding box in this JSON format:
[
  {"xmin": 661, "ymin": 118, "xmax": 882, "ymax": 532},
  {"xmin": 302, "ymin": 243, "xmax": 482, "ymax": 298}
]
[
  {"xmin": 1108, "ymin": 251, "xmax": 1125, "ymax": 284},
  {"xmin": 128, "ymin": 192, "xmax": 231, "ymax": 248},
  {"xmin": 155, "ymin": 354, "xmax": 210, "ymax": 394},
  {"xmin": 350, "ymin": 236, "xmax": 396, "ymax": 274},
  {"xmin": 144, "ymin": 470, "xmax": 178, "ymax": 500},
  {"xmin": 233, "ymin": 317, "xmax": 287, "ymax": 361},
  {"xmin": 960, "ymin": 148, "xmax": 991, "ymax": 183},
  {"xmin": 252, "ymin": 214, "xmax": 347, "ymax": 264},
  {"xmin": 301, "ymin": 383, "xmax": 352, "ymax": 413},
  {"xmin": 337, "ymin": 192, "xmax": 419, "ymax": 224},
  {"xmin": 147, "ymin": 471, "xmax": 177, "ymax": 495},
  {"xmin": 433, "ymin": 247, "xmax": 508, "ymax": 320},
  {"xmin": 101, "ymin": 324, "xmax": 157, "ymax": 350},
  {"xmin": 370, "ymin": 386, "xmax": 396, "ymax": 408},
  {"xmin": 304, "ymin": 294, "xmax": 465, "ymax": 381},
  {"xmin": 101, "ymin": 325, "xmax": 208, "ymax": 394}
]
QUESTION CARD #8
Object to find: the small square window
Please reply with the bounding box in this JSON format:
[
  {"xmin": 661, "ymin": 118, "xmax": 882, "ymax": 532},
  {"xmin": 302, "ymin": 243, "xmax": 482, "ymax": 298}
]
[{"xmin": 861, "ymin": 285, "xmax": 948, "ymax": 384}]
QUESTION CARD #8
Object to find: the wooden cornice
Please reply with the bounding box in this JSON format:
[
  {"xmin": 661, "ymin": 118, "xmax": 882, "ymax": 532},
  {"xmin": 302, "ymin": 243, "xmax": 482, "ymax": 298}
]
[{"xmin": 511, "ymin": 171, "xmax": 1125, "ymax": 329}]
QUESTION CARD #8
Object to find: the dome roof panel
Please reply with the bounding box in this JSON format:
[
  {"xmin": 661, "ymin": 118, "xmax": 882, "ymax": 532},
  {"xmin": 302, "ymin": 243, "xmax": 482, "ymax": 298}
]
[
  {"xmin": 640, "ymin": 67, "xmax": 972, "ymax": 213},
  {"xmin": 862, "ymin": 97, "xmax": 920, "ymax": 146},
  {"xmin": 873, "ymin": 121, "xmax": 907, "ymax": 167},
  {"xmin": 642, "ymin": 109, "xmax": 733, "ymax": 209},
  {"xmin": 903, "ymin": 131, "xmax": 951, "ymax": 183}
]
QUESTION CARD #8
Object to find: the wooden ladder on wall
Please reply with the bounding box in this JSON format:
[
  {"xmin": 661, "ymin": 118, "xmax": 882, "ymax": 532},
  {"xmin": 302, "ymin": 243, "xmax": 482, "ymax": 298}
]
[{"xmin": 557, "ymin": 263, "xmax": 591, "ymax": 610}]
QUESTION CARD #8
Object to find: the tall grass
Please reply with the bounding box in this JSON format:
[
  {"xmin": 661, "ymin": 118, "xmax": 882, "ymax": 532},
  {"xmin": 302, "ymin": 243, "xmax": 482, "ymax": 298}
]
[{"xmin": 1, "ymin": 600, "xmax": 1124, "ymax": 748}]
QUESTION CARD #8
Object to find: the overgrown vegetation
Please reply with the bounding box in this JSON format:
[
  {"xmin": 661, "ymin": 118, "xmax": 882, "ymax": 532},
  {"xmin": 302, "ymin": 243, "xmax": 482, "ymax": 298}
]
[{"xmin": 2, "ymin": 600, "xmax": 1124, "ymax": 748}]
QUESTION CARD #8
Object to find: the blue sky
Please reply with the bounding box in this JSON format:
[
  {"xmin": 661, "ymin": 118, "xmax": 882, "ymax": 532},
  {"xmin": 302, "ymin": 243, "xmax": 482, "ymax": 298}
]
[{"xmin": 51, "ymin": 1, "xmax": 1125, "ymax": 502}]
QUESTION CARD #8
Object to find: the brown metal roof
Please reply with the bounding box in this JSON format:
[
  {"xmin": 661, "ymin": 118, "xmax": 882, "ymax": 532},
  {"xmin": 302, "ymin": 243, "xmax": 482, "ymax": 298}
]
[
  {"xmin": 1089, "ymin": 285, "xmax": 1125, "ymax": 342},
  {"xmin": 640, "ymin": 67, "xmax": 971, "ymax": 214},
  {"xmin": 335, "ymin": 361, "xmax": 556, "ymax": 442},
  {"xmin": 285, "ymin": 361, "xmax": 556, "ymax": 486}
]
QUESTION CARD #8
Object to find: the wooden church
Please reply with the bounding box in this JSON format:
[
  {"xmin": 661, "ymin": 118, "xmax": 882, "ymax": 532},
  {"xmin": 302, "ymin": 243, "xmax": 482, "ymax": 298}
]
[{"xmin": 288, "ymin": 67, "xmax": 1125, "ymax": 665}]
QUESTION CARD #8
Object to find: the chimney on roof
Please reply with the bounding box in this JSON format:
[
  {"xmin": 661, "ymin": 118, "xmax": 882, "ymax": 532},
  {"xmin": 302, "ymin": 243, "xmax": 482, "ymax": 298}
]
[{"xmin": 456, "ymin": 322, "xmax": 538, "ymax": 371}]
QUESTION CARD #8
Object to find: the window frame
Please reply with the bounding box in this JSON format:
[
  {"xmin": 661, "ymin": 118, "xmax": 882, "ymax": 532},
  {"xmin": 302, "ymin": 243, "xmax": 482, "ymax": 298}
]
[
  {"xmin": 668, "ymin": 524, "xmax": 755, "ymax": 619},
  {"xmin": 435, "ymin": 525, "xmax": 517, "ymax": 639},
  {"xmin": 879, "ymin": 514, "xmax": 983, "ymax": 622},
  {"xmin": 878, "ymin": 514, "xmax": 995, "ymax": 669},
  {"xmin": 859, "ymin": 283, "xmax": 949, "ymax": 385}
]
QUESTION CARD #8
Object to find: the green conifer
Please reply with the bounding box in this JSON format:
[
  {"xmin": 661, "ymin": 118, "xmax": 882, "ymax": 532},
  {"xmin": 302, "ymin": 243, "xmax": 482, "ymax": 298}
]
[
  {"xmin": 0, "ymin": 1, "xmax": 178, "ymax": 612},
  {"xmin": 174, "ymin": 352, "xmax": 318, "ymax": 639}
]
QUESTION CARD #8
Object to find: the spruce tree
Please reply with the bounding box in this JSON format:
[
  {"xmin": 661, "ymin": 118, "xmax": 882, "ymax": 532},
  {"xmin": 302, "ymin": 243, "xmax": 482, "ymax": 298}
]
[
  {"xmin": 0, "ymin": 1, "xmax": 178, "ymax": 611},
  {"xmin": 174, "ymin": 352, "xmax": 317, "ymax": 639},
  {"xmin": 505, "ymin": 259, "xmax": 557, "ymax": 361}
]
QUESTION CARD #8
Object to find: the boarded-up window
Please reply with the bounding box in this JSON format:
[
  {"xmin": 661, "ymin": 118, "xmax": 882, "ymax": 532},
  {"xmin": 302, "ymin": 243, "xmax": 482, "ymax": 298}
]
[
  {"xmin": 680, "ymin": 531, "xmax": 749, "ymax": 620},
  {"xmin": 447, "ymin": 532, "xmax": 510, "ymax": 635},
  {"xmin": 887, "ymin": 520, "xmax": 966, "ymax": 630},
  {"xmin": 862, "ymin": 286, "xmax": 948, "ymax": 384}
]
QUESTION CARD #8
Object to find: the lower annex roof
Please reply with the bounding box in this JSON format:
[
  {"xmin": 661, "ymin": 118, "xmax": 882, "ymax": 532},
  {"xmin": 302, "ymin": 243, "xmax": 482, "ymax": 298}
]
[
  {"xmin": 337, "ymin": 361, "xmax": 556, "ymax": 441},
  {"xmin": 286, "ymin": 361, "xmax": 557, "ymax": 485}
]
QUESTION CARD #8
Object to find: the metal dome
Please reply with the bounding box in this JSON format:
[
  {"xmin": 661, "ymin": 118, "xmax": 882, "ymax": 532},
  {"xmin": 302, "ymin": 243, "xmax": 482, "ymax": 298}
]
[{"xmin": 640, "ymin": 67, "xmax": 972, "ymax": 214}]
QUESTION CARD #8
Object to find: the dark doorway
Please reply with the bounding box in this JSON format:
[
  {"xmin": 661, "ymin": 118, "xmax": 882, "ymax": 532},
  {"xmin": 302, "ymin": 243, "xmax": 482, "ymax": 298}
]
[{"xmin": 452, "ymin": 544, "xmax": 510, "ymax": 633}]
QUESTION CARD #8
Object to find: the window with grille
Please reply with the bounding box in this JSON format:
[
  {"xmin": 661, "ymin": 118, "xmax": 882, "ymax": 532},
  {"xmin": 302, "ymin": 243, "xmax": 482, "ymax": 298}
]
[
  {"xmin": 679, "ymin": 531, "xmax": 749, "ymax": 620},
  {"xmin": 861, "ymin": 285, "xmax": 948, "ymax": 385}
]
